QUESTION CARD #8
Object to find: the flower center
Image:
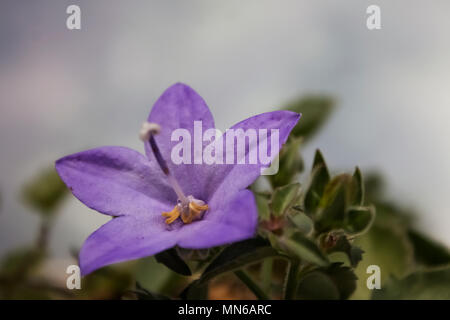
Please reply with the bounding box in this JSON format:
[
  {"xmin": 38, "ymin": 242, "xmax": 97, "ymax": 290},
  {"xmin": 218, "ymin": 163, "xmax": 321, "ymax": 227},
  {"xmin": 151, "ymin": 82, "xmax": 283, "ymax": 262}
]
[
  {"xmin": 162, "ymin": 195, "xmax": 209, "ymax": 224},
  {"xmin": 140, "ymin": 122, "xmax": 209, "ymax": 224}
]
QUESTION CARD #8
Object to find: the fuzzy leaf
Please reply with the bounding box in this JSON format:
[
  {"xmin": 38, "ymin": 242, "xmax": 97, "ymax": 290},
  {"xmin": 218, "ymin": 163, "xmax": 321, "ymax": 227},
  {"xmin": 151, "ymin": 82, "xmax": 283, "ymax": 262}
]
[
  {"xmin": 304, "ymin": 150, "xmax": 330, "ymax": 215},
  {"xmin": 155, "ymin": 248, "xmax": 191, "ymax": 276},
  {"xmin": 180, "ymin": 280, "xmax": 208, "ymax": 300},
  {"xmin": 351, "ymin": 167, "xmax": 364, "ymax": 205},
  {"xmin": 297, "ymin": 270, "xmax": 340, "ymax": 300},
  {"xmin": 280, "ymin": 232, "xmax": 329, "ymax": 266},
  {"xmin": 325, "ymin": 263, "xmax": 358, "ymax": 299},
  {"xmin": 315, "ymin": 175, "xmax": 352, "ymax": 232},
  {"xmin": 269, "ymin": 136, "xmax": 304, "ymax": 187},
  {"xmin": 297, "ymin": 263, "xmax": 357, "ymax": 300},
  {"xmin": 287, "ymin": 211, "xmax": 314, "ymax": 235},
  {"xmin": 346, "ymin": 206, "xmax": 375, "ymax": 235},
  {"xmin": 325, "ymin": 234, "xmax": 364, "ymax": 268},
  {"xmin": 199, "ymin": 238, "xmax": 281, "ymax": 284},
  {"xmin": 271, "ymin": 183, "xmax": 301, "ymax": 217},
  {"xmin": 255, "ymin": 193, "xmax": 271, "ymax": 221}
]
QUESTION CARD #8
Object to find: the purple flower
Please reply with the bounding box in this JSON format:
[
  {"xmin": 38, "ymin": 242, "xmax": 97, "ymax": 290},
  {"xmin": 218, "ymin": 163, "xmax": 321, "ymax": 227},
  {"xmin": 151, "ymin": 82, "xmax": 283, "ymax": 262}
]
[{"xmin": 55, "ymin": 83, "xmax": 300, "ymax": 275}]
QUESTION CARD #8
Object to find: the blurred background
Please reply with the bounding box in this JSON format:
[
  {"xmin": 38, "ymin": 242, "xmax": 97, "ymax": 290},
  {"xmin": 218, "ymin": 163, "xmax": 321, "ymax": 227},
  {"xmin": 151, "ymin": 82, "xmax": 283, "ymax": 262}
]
[{"xmin": 1, "ymin": 0, "xmax": 450, "ymax": 299}]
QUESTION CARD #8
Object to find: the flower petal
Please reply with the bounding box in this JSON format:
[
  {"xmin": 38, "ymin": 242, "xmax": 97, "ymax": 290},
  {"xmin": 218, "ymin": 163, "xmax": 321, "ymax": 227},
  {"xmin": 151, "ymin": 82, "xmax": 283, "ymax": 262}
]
[
  {"xmin": 55, "ymin": 146, "xmax": 175, "ymax": 217},
  {"xmin": 177, "ymin": 189, "xmax": 258, "ymax": 248},
  {"xmin": 79, "ymin": 215, "xmax": 176, "ymax": 275},
  {"xmin": 204, "ymin": 110, "xmax": 300, "ymax": 209},
  {"xmin": 146, "ymin": 83, "xmax": 215, "ymax": 199}
]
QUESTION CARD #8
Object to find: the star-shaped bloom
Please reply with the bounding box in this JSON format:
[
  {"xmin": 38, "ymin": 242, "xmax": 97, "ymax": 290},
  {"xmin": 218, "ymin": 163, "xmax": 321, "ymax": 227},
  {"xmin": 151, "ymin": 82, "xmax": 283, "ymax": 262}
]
[{"xmin": 56, "ymin": 83, "xmax": 300, "ymax": 275}]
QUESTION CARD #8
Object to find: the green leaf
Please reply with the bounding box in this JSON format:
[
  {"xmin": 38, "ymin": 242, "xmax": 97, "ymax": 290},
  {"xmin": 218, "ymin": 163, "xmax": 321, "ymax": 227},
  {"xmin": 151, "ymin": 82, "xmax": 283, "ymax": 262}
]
[
  {"xmin": 283, "ymin": 260, "xmax": 300, "ymax": 299},
  {"xmin": 154, "ymin": 248, "xmax": 191, "ymax": 276},
  {"xmin": 325, "ymin": 233, "xmax": 364, "ymax": 268},
  {"xmin": 280, "ymin": 232, "xmax": 329, "ymax": 266},
  {"xmin": 325, "ymin": 263, "xmax": 358, "ymax": 300},
  {"xmin": 286, "ymin": 95, "xmax": 334, "ymax": 141},
  {"xmin": 260, "ymin": 258, "xmax": 273, "ymax": 293},
  {"xmin": 180, "ymin": 280, "xmax": 208, "ymax": 300},
  {"xmin": 287, "ymin": 211, "xmax": 314, "ymax": 235},
  {"xmin": 269, "ymin": 136, "xmax": 304, "ymax": 187},
  {"xmin": 372, "ymin": 267, "xmax": 450, "ymax": 300},
  {"xmin": 234, "ymin": 270, "xmax": 270, "ymax": 300},
  {"xmin": 408, "ymin": 229, "xmax": 450, "ymax": 267},
  {"xmin": 199, "ymin": 238, "xmax": 281, "ymax": 285},
  {"xmin": 352, "ymin": 224, "xmax": 413, "ymax": 299},
  {"xmin": 134, "ymin": 257, "xmax": 184, "ymax": 295},
  {"xmin": 255, "ymin": 193, "xmax": 271, "ymax": 221},
  {"xmin": 315, "ymin": 175, "xmax": 352, "ymax": 232},
  {"xmin": 351, "ymin": 167, "xmax": 364, "ymax": 205},
  {"xmin": 346, "ymin": 205, "xmax": 375, "ymax": 235},
  {"xmin": 349, "ymin": 246, "xmax": 365, "ymax": 268},
  {"xmin": 271, "ymin": 183, "xmax": 301, "ymax": 217},
  {"xmin": 297, "ymin": 270, "xmax": 340, "ymax": 300},
  {"xmin": 304, "ymin": 150, "xmax": 330, "ymax": 215},
  {"xmin": 22, "ymin": 167, "xmax": 68, "ymax": 216},
  {"xmin": 297, "ymin": 263, "xmax": 357, "ymax": 300}
]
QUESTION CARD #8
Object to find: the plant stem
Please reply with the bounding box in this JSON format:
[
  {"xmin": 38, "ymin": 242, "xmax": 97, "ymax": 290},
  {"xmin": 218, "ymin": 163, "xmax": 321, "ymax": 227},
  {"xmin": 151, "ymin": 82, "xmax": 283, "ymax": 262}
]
[
  {"xmin": 261, "ymin": 258, "xmax": 273, "ymax": 293},
  {"xmin": 283, "ymin": 260, "xmax": 300, "ymax": 300},
  {"xmin": 234, "ymin": 270, "xmax": 270, "ymax": 300}
]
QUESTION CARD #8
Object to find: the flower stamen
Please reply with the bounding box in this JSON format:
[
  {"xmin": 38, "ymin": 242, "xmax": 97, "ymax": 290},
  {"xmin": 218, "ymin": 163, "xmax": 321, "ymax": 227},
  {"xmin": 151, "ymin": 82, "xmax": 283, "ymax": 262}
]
[
  {"xmin": 162, "ymin": 205, "xmax": 181, "ymax": 224},
  {"xmin": 140, "ymin": 122, "xmax": 209, "ymax": 225},
  {"xmin": 182, "ymin": 201, "xmax": 209, "ymax": 224},
  {"xmin": 140, "ymin": 122, "xmax": 189, "ymax": 205}
]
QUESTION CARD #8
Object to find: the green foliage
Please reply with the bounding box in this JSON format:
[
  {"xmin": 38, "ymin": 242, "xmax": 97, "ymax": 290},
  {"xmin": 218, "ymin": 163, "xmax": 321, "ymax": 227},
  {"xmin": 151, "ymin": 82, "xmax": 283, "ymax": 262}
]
[
  {"xmin": 268, "ymin": 137, "xmax": 304, "ymax": 188},
  {"xmin": 287, "ymin": 211, "xmax": 313, "ymax": 235},
  {"xmin": 255, "ymin": 193, "xmax": 271, "ymax": 221},
  {"xmin": 134, "ymin": 256, "xmax": 188, "ymax": 298},
  {"xmin": 199, "ymin": 238, "xmax": 282, "ymax": 285},
  {"xmin": 22, "ymin": 167, "xmax": 68, "ymax": 216},
  {"xmin": 346, "ymin": 206, "xmax": 375, "ymax": 235},
  {"xmin": 372, "ymin": 267, "xmax": 450, "ymax": 300},
  {"xmin": 271, "ymin": 183, "xmax": 301, "ymax": 217},
  {"xmin": 155, "ymin": 248, "xmax": 191, "ymax": 276},
  {"xmin": 180, "ymin": 279, "xmax": 209, "ymax": 300},
  {"xmin": 311, "ymin": 169, "xmax": 375, "ymax": 235},
  {"xmin": 279, "ymin": 233, "xmax": 329, "ymax": 267},
  {"xmin": 286, "ymin": 95, "xmax": 334, "ymax": 141},
  {"xmin": 408, "ymin": 230, "xmax": 450, "ymax": 267},
  {"xmin": 304, "ymin": 150, "xmax": 330, "ymax": 215},
  {"xmin": 352, "ymin": 174, "xmax": 450, "ymax": 299},
  {"xmin": 351, "ymin": 167, "xmax": 364, "ymax": 206},
  {"xmin": 297, "ymin": 263, "xmax": 357, "ymax": 300},
  {"xmin": 324, "ymin": 233, "xmax": 364, "ymax": 268}
]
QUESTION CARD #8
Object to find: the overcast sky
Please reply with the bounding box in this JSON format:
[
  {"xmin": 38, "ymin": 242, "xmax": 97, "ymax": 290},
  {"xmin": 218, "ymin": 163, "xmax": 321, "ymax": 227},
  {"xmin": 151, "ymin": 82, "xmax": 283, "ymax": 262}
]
[{"xmin": 1, "ymin": 0, "xmax": 450, "ymax": 259}]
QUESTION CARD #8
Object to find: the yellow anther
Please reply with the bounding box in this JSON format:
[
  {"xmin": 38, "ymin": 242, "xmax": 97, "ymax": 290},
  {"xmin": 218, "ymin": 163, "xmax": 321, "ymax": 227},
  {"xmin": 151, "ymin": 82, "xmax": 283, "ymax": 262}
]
[
  {"xmin": 190, "ymin": 202, "xmax": 209, "ymax": 212},
  {"xmin": 162, "ymin": 206, "xmax": 180, "ymax": 224},
  {"xmin": 181, "ymin": 202, "xmax": 209, "ymax": 224},
  {"xmin": 162, "ymin": 200, "xmax": 208, "ymax": 225},
  {"xmin": 181, "ymin": 211, "xmax": 193, "ymax": 224}
]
